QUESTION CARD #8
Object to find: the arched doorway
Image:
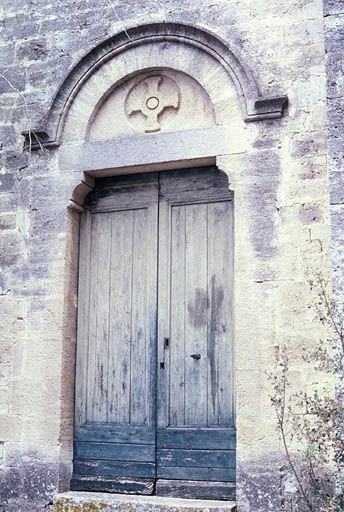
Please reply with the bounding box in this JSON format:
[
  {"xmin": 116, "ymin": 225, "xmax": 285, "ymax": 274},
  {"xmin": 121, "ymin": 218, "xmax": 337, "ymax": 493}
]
[
  {"xmin": 72, "ymin": 166, "xmax": 235, "ymax": 500},
  {"xmin": 26, "ymin": 22, "xmax": 287, "ymax": 509}
]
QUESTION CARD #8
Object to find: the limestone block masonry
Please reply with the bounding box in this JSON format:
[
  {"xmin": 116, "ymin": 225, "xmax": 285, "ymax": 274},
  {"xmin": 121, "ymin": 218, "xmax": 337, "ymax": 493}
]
[
  {"xmin": 54, "ymin": 493, "xmax": 237, "ymax": 512},
  {"xmin": 0, "ymin": 0, "xmax": 339, "ymax": 511},
  {"xmin": 324, "ymin": 0, "xmax": 344, "ymax": 299}
]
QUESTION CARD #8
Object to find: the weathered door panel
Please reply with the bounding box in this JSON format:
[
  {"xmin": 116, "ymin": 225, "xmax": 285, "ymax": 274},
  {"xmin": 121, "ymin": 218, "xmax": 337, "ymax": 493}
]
[
  {"xmin": 73, "ymin": 168, "xmax": 235, "ymax": 498},
  {"xmin": 72, "ymin": 174, "xmax": 159, "ymax": 494},
  {"xmin": 156, "ymin": 168, "xmax": 235, "ymax": 500}
]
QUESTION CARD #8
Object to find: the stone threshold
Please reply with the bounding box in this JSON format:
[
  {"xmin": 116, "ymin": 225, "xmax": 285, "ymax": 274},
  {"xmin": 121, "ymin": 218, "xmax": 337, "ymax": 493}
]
[{"xmin": 54, "ymin": 492, "xmax": 236, "ymax": 512}]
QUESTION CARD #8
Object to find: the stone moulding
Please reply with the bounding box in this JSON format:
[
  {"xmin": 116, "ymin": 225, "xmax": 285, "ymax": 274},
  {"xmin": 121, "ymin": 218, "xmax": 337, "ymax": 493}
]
[
  {"xmin": 22, "ymin": 22, "xmax": 288, "ymax": 150},
  {"xmin": 246, "ymin": 96, "xmax": 288, "ymax": 122},
  {"xmin": 69, "ymin": 174, "xmax": 95, "ymax": 213}
]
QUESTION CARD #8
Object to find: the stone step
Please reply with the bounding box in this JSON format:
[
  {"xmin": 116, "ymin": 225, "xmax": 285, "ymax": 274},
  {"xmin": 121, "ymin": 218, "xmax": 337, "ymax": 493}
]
[{"xmin": 54, "ymin": 492, "xmax": 236, "ymax": 512}]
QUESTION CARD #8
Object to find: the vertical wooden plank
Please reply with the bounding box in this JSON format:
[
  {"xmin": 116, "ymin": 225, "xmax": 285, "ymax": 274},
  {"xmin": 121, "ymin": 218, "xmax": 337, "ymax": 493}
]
[
  {"xmin": 227, "ymin": 200, "xmax": 235, "ymax": 425},
  {"xmin": 169, "ymin": 205, "xmax": 186, "ymax": 426},
  {"xmin": 219, "ymin": 200, "xmax": 234, "ymax": 426},
  {"xmin": 185, "ymin": 203, "xmax": 208, "ymax": 426},
  {"xmin": 107, "ymin": 210, "xmax": 133, "ymax": 424},
  {"xmin": 87, "ymin": 212, "xmax": 112, "ymax": 422},
  {"xmin": 207, "ymin": 201, "xmax": 234, "ymax": 426},
  {"xmin": 144, "ymin": 201, "xmax": 158, "ymax": 430},
  {"xmin": 157, "ymin": 200, "xmax": 170, "ymax": 430},
  {"xmin": 75, "ymin": 210, "xmax": 92, "ymax": 427},
  {"xmin": 130, "ymin": 208, "xmax": 149, "ymax": 425}
]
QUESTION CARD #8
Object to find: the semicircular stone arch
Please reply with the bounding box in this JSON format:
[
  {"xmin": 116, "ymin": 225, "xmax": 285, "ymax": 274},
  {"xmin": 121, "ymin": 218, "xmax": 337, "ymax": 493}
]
[
  {"xmin": 26, "ymin": 22, "xmax": 287, "ymax": 151},
  {"xmin": 62, "ymin": 38, "xmax": 243, "ymax": 145}
]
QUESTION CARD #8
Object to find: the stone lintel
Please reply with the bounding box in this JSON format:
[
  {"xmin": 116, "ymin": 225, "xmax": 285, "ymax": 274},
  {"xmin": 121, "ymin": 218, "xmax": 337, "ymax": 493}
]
[
  {"xmin": 23, "ymin": 93, "xmax": 289, "ymax": 151},
  {"xmin": 54, "ymin": 492, "xmax": 236, "ymax": 512},
  {"xmin": 58, "ymin": 126, "xmax": 231, "ymax": 174}
]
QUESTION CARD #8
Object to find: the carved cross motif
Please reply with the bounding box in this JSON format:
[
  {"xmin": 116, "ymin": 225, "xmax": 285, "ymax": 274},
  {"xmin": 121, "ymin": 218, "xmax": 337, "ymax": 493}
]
[{"xmin": 126, "ymin": 76, "xmax": 180, "ymax": 133}]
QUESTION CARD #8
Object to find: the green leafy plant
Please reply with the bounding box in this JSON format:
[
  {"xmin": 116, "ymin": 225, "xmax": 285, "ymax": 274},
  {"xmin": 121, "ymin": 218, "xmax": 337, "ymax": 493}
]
[{"xmin": 268, "ymin": 275, "xmax": 344, "ymax": 511}]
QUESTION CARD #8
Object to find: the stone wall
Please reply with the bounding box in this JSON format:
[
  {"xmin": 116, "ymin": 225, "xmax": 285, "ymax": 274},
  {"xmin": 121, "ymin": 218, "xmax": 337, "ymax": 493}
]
[
  {"xmin": 0, "ymin": 1, "xmax": 335, "ymax": 511},
  {"xmin": 324, "ymin": 0, "xmax": 344, "ymax": 299}
]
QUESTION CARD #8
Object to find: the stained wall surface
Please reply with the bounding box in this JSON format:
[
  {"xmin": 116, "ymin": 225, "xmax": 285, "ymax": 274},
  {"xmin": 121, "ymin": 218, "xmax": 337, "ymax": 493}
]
[
  {"xmin": 324, "ymin": 0, "xmax": 344, "ymax": 300},
  {"xmin": 0, "ymin": 1, "xmax": 336, "ymax": 511}
]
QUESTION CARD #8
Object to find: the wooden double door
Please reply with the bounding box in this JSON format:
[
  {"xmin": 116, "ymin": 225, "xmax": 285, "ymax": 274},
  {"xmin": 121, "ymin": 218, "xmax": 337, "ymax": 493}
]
[{"xmin": 72, "ymin": 167, "xmax": 235, "ymax": 500}]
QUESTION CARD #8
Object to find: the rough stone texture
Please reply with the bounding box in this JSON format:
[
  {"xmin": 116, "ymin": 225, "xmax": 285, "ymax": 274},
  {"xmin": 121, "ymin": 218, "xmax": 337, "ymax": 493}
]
[
  {"xmin": 0, "ymin": 0, "xmax": 337, "ymax": 511},
  {"xmin": 53, "ymin": 492, "xmax": 236, "ymax": 512},
  {"xmin": 237, "ymin": 457, "xmax": 290, "ymax": 512},
  {"xmin": 324, "ymin": 0, "xmax": 344, "ymax": 300},
  {"xmin": 330, "ymin": 206, "xmax": 344, "ymax": 298},
  {"xmin": 0, "ymin": 457, "xmax": 59, "ymax": 512}
]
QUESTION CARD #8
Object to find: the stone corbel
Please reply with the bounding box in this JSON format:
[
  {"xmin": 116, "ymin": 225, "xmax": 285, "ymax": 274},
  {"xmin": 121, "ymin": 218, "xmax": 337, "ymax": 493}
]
[
  {"xmin": 68, "ymin": 174, "xmax": 95, "ymax": 213},
  {"xmin": 22, "ymin": 130, "xmax": 59, "ymax": 151},
  {"xmin": 245, "ymin": 96, "xmax": 288, "ymax": 122}
]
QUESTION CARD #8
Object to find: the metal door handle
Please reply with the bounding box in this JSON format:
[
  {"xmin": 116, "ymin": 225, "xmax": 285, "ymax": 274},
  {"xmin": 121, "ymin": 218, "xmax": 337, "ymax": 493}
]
[{"xmin": 190, "ymin": 353, "xmax": 201, "ymax": 360}]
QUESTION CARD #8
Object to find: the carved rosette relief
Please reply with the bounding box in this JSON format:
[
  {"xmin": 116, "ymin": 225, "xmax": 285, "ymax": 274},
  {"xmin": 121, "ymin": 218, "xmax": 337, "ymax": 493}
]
[
  {"xmin": 88, "ymin": 69, "xmax": 216, "ymax": 141},
  {"xmin": 125, "ymin": 75, "xmax": 180, "ymax": 133}
]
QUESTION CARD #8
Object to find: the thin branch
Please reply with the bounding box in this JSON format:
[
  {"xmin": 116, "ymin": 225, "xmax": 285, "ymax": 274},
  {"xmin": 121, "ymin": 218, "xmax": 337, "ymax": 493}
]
[
  {"xmin": 317, "ymin": 274, "xmax": 343, "ymax": 344},
  {"xmin": 277, "ymin": 361, "xmax": 315, "ymax": 512},
  {"xmin": 0, "ymin": 72, "xmax": 32, "ymax": 152},
  {"xmin": 109, "ymin": 2, "xmax": 132, "ymax": 41},
  {"xmin": 0, "ymin": 72, "xmax": 44, "ymax": 153}
]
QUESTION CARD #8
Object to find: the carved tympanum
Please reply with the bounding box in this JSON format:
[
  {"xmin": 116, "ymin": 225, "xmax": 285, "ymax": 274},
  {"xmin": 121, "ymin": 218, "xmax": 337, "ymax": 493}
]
[{"xmin": 125, "ymin": 75, "xmax": 180, "ymax": 133}]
